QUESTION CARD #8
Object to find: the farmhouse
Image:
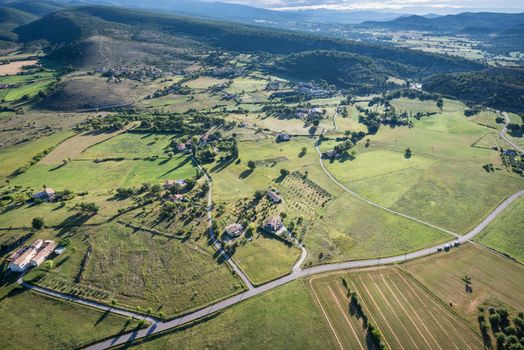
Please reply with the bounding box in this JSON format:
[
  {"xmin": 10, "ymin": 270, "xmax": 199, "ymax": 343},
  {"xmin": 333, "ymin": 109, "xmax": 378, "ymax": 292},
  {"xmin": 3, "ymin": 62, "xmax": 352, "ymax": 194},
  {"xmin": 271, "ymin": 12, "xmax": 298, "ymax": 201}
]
[
  {"xmin": 264, "ymin": 216, "xmax": 284, "ymax": 232},
  {"xmin": 32, "ymin": 188, "xmax": 56, "ymax": 202},
  {"xmin": 276, "ymin": 132, "xmax": 291, "ymax": 142},
  {"xmin": 8, "ymin": 240, "xmax": 56, "ymax": 272},
  {"xmin": 322, "ymin": 150, "xmax": 339, "ymax": 159},
  {"xmin": 224, "ymin": 223, "xmax": 243, "ymax": 239},
  {"xmin": 267, "ymin": 190, "xmax": 282, "ymax": 203},
  {"xmin": 177, "ymin": 143, "xmax": 186, "ymax": 152},
  {"xmin": 168, "ymin": 194, "xmax": 184, "ymax": 202},
  {"xmin": 164, "ymin": 179, "xmax": 187, "ymax": 190}
]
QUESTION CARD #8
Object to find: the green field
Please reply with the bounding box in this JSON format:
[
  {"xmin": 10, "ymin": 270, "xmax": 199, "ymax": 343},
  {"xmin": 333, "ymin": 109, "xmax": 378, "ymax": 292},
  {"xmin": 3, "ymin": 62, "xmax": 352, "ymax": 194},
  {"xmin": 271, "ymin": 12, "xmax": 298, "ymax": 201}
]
[
  {"xmin": 25, "ymin": 223, "xmax": 244, "ymax": 318},
  {"xmin": 0, "ymin": 131, "xmax": 75, "ymax": 183},
  {"xmin": 323, "ymin": 102, "xmax": 524, "ymax": 233},
  {"xmin": 11, "ymin": 154, "xmax": 197, "ymax": 192},
  {"xmin": 125, "ymin": 280, "xmax": 334, "ymax": 350},
  {"xmin": 405, "ymin": 244, "xmax": 524, "ymax": 329},
  {"xmin": 233, "ymin": 234, "xmax": 301, "ymax": 285},
  {"xmin": 475, "ymin": 196, "xmax": 524, "ymax": 263},
  {"xmin": 469, "ymin": 110, "xmax": 504, "ymax": 130},
  {"xmin": 0, "ymin": 288, "xmax": 141, "ymax": 349},
  {"xmin": 80, "ymin": 132, "xmax": 174, "ymax": 159}
]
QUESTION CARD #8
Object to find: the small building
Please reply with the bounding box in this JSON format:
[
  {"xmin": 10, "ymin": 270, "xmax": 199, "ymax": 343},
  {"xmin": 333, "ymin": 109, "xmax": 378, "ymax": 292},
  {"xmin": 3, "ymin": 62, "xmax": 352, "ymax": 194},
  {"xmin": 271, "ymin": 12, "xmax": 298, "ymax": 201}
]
[
  {"xmin": 168, "ymin": 194, "xmax": 184, "ymax": 202},
  {"xmin": 177, "ymin": 143, "xmax": 186, "ymax": 152},
  {"xmin": 264, "ymin": 217, "xmax": 284, "ymax": 232},
  {"xmin": 31, "ymin": 240, "xmax": 57, "ymax": 267},
  {"xmin": 224, "ymin": 223, "xmax": 243, "ymax": 238},
  {"xmin": 276, "ymin": 132, "xmax": 291, "ymax": 142},
  {"xmin": 54, "ymin": 246, "xmax": 66, "ymax": 255},
  {"xmin": 322, "ymin": 150, "xmax": 339, "ymax": 159},
  {"xmin": 267, "ymin": 190, "xmax": 282, "ymax": 203},
  {"xmin": 32, "ymin": 188, "xmax": 55, "ymax": 202},
  {"xmin": 164, "ymin": 179, "xmax": 187, "ymax": 190}
]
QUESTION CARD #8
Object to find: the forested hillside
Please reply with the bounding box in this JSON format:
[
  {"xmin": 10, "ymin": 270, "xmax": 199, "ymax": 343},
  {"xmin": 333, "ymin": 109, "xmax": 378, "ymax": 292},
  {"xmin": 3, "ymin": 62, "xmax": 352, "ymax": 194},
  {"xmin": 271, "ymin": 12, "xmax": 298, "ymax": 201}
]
[
  {"xmin": 423, "ymin": 68, "xmax": 524, "ymax": 112},
  {"xmin": 15, "ymin": 6, "xmax": 484, "ymax": 87}
]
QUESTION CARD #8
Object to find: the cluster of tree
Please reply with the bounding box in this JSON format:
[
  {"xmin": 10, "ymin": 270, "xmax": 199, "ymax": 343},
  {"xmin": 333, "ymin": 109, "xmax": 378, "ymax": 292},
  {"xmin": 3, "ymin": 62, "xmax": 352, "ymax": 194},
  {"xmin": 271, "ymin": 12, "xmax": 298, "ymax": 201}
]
[
  {"xmin": 423, "ymin": 68, "xmax": 524, "ymax": 113},
  {"xmin": 76, "ymin": 202, "xmax": 100, "ymax": 215},
  {"xmin": 148, "ymin": 83, "xmax": 192, "ymax": 98},
  {"xmin": 115, "ymin": 183, "xmax": 164, "ymax": 200},
  {"xmin": 13, "ymin": 145, "xmax": 56, "ymax": 176},
  {"xmin": 478, "ymin": 306, "xmax": 524, "ymax": 350},
  {"xmin": 334, "ymin": 140, "xmax": 354, "ymax": 155}
]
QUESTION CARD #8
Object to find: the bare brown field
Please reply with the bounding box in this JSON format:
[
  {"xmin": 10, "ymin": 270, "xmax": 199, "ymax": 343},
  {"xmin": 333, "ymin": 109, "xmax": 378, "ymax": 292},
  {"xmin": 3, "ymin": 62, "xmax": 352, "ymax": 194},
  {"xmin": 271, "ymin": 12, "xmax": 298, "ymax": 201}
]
[{"xmin": 0, "ymin": 60, "xmax": 37, "ymax": 75}]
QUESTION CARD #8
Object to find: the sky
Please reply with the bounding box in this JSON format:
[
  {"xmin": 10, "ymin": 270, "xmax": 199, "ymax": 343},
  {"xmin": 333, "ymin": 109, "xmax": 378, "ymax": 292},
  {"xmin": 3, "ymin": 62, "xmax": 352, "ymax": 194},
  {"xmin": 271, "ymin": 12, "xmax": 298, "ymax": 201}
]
[{"xmin": 205, "ymin": 0, "xmax": 524, "ymax": 14}]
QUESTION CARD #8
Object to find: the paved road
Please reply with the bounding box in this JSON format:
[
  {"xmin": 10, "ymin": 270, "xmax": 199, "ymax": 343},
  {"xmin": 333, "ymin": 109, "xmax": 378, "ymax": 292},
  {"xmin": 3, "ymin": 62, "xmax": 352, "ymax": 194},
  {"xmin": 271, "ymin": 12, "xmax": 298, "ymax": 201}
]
[
  {"xmin": 499, "ymin": 112, "xmax": 524, "ymax": 153},
  {"xmin": 83, "ymin": 188, "xmax": 524, "ymax": 350}
]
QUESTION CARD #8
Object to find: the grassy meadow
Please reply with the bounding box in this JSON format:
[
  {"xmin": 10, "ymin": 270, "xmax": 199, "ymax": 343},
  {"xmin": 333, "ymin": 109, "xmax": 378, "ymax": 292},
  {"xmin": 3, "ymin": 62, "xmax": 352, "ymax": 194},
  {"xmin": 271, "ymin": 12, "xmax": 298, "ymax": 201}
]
[
  {"xmin": 475, "ymin": 196, "xmax": 524, "ymax": 263},
  {"xmin": 0, "ymin": 287, "xmax": 141, "ymax": 349},
  {"xmin": 405, "ymin": 244, "xmax": 524, "ymax": 329},
  {"xmin": 124, "ymin": 280, "xmax": 334, "ymax": 350},
  {"xmin": 323, "ymin": 98, "xmax": 524, "ymax": 233},
  {"xmin": 24, "ymin": 223, "xmax": 244, "ymax": 318}
]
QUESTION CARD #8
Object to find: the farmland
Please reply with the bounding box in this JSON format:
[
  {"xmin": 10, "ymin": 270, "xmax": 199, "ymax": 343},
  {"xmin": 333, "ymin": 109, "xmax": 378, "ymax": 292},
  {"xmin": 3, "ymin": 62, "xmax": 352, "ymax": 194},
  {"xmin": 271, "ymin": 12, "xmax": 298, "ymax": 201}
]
[
  {"xmin": 232, "ymin": 234, "xmax": 301, "ymax": 285},
  {"xmin": 10, "ymin": 154, "xmax": 197, "ymax": 192},
  {"xmin": 0, "ymin": 287, "xmax": 141, "ymax": 349},
  {"xmin": 475, "ymin": 196, "xmax": 524, "ymax": 262},
  {"xmin": 308, "ymin": 269, "xmax": 483, "ymax": 350},
  {"xmin": 323, "ymin": 99, "xmax": 524, "ymax": 233},
  {"xmin": 0, "ymin": 130, "xmax": 75, "ymax": 183},
  {"xmin": 23, "ymin": 223, "xmax": 244, "ymax": 319},
  {"xmin": 124, "ymin": 281, "xmax": 334, "ymax": 350},
  {"xmin": 405, "ymin": 244, "xmax": 524, "ymax": 329}
]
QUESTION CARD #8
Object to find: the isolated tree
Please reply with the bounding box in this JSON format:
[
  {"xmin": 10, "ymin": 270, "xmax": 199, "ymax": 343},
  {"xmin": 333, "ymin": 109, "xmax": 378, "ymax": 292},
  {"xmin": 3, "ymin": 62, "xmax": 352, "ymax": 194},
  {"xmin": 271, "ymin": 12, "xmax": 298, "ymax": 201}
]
[
  {"xmin": 280, "ymin": 169, "xmax": 290, "ymax": 177},
  {"xmin": 405, "ymin": 148, "xmax": 412, "ymax": 158},
  {"xmin": 437, "ymin": 98, "xmax": 444, "ymax": 112},
  {"xmin": 32, "ymin": 217, "xmax": 45, "ymax": 230},
  {"xmin": 247, "ymin": 160, "xmax": 256, "ymax": 170}
]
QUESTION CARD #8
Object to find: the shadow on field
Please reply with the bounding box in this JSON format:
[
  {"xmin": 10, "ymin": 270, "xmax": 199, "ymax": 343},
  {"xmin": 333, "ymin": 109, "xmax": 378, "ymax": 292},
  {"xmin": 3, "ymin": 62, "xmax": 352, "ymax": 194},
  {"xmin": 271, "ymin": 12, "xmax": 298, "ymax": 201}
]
[
  {"xmin": 239, "ymin": 169, "xmax": 253, "ymax": 179},
  {"xmin": 56, "ymin": 214, "xmax": 92, "ymax": 236},
  {"xmin": 209, "ymin": 156, "xmax": 236, "ymax": 173},
  {"xmin": 160, "ymin": 157, "xmax": 191, "ymax": 177}
]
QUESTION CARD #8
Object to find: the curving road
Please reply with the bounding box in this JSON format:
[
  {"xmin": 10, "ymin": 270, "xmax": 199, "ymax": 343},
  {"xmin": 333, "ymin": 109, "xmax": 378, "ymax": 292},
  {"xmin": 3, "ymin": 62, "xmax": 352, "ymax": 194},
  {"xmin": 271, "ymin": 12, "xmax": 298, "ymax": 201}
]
[
  {"xmin": 499, "ymin": 111, "xmax": 524, "ymax": 153},
  {"xmin": 315, "ymin": 139, "xmax": 459, "ymax": 238},
  {"xmin": 20, "ymin": 111, "xmax": 524, "ymax": 350},
  {"xmin": 82, "ymin": 188, "xmax": 524, "ymax": 350}
]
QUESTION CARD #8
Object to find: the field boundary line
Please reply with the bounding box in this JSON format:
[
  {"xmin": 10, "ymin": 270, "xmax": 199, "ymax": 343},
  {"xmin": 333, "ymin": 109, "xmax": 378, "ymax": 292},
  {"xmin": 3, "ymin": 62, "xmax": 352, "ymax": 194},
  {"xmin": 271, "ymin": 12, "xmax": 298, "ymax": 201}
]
[
  {"xmin": 382, "ymin": 274, "xmax": 442, "ymax": 350},
  {"xmin": 369, "ymin": 275, "xmax": 421, "ymax": 350},
  {"xmin": 328, "ymin": 284, "xmax": 365, "ymax": 350},
  {"xmin": 307, "ymin": 279, "xmax": 344, "ymax": 350},
  {"xmin": 390, "ymin": 270, "xmax": 463, "ymax": 350},
  {"xmin": 397, "ymin": 268, "xmax": 481, "ymax": 348},
  {"xmin": 357, "ymin": 276, "xmax": 405, "ymax": 350}
]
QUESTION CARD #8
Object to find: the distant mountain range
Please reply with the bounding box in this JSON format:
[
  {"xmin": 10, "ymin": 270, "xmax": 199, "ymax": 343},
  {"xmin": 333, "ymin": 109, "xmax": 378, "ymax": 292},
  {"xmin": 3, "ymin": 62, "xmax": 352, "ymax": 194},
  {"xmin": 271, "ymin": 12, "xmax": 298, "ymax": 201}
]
[
  {"xmin": 360, "ymin": 12, "xmax": 524, "ymax": 35},
  {"xmin": 0, "ymin": 0, "xmax": 407, "ymax": 25}
]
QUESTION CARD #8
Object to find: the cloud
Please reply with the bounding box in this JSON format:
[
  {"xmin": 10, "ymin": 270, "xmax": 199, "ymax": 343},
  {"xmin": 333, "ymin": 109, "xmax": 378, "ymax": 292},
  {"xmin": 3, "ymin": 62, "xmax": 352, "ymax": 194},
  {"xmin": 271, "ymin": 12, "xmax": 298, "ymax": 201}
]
[{"xmin": 214, "ymin": 0, "xmax": 524, "ymax": 12}]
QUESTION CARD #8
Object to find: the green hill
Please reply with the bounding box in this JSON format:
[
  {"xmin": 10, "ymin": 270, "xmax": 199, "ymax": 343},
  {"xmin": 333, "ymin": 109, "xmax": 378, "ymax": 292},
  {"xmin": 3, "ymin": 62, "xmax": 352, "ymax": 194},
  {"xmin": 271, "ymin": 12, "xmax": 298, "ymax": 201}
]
[
  {"xmin": 423, "ymin": 68, "xmax": 524, "ymax": 113},
  {"xmin": 5, "ymin": 0, "xmax": 66, "ymax": 17},
  {"xmin": 0, "ymin": 7, "xmax": 37, "ymax": 40},
  {"xmin": 14, "ymin": 6, "xmax": 485, "ymax": 92}
]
